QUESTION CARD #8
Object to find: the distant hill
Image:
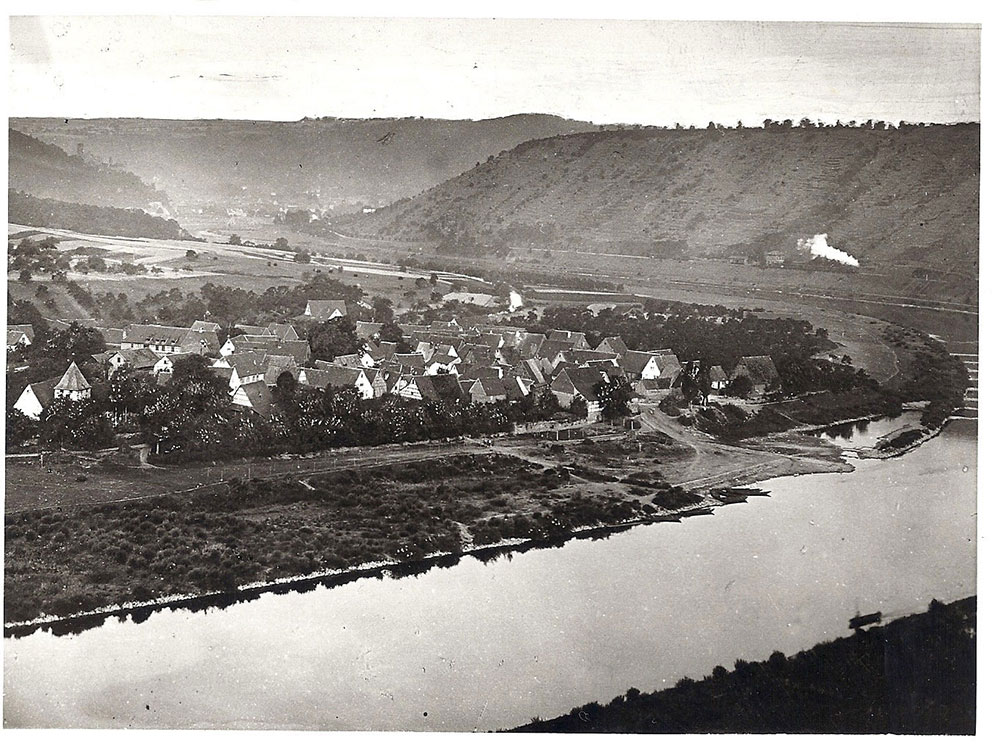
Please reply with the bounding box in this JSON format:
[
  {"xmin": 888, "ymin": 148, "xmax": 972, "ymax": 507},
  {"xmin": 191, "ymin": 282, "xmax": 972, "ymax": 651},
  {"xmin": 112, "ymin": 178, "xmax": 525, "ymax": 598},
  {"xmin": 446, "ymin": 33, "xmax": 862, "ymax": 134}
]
[
  {"xmin": 337, "ymin": 123, "xmax": 978, "ymax": 282},
  {"xmin": 8, "ymin": 129, "xmax": 171, "ymax": 212},
  {"xmin": 10, "ymin": 115, "xmax": 602, "ymax": 217},
  {"xmin": 8, "ymin": 190, "xmax": 192, "ymax": 241}
]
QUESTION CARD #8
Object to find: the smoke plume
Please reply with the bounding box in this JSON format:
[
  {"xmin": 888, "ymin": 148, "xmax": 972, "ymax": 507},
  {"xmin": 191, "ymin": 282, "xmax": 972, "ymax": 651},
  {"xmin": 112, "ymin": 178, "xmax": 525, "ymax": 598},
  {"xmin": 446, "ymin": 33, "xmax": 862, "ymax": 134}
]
[{"xmin": 797, "ymin": 234, "xmax": 859, "ymax": 267}]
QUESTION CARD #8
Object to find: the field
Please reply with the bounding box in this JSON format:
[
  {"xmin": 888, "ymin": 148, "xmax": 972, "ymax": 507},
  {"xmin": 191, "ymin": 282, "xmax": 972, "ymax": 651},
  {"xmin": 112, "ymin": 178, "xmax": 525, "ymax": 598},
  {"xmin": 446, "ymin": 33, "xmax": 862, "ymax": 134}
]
[{"xmin": 7, "ymin": 222, "xmax": 488, "ymax": 313}]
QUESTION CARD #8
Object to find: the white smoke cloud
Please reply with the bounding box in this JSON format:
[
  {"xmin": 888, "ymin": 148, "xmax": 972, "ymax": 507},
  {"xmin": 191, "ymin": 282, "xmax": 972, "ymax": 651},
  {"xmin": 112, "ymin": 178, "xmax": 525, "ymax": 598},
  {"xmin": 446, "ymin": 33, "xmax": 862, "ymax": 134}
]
[{"xmin": 797, "ymin": 233, "xmax": 859, "ymax": 267}]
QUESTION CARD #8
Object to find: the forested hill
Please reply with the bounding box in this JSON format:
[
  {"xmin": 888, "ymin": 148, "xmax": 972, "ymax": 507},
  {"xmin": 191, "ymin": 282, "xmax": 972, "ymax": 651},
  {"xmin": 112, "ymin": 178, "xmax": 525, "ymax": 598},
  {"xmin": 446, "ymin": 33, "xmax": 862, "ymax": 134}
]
[
  {"xmin": 8, "ymin": 191, "xmax": 192, "ymax": 241},
  {"xmin": 10, "ymin": 115, "xmax": 601, "ymax": 214},
  {"xmin": 8, "ymin": 129, "xmax": 171, "ymax": 212},
  {"xmin": 336, "ymin": 123, "xmax": 978, "ymax": 277}
]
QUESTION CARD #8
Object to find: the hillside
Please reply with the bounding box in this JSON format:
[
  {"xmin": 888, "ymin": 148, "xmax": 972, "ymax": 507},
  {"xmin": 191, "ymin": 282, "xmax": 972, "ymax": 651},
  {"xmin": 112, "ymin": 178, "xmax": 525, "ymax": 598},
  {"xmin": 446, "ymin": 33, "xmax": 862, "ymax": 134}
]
[
  {"xmin": 8, "ymin": 191, "xmax": 192, "ymax": 241},
  {"xmin": 10, "ymin": 115, "xmax": 601, "ymax": 217},
  {"xmin": 516, "ymin": 597, "xmax": 976, "ymax": 734},
  {"xmin": 8, "ymin": 129, "xmax": 171, "ymax": 212},
  {"xmin": 337, "ymin": 124, "xmax": 978, "ymax": 293}
]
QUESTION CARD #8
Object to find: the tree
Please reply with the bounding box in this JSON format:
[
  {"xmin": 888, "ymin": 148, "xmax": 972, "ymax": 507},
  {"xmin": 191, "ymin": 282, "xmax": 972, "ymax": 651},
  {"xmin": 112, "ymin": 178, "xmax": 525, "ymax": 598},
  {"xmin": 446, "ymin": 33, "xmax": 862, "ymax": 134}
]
[
  {"xmin": 294, "ymin": 251, "xmax": 312, "ymax": 264},
  {"xmin": 276, "ymin": 370, "xmax": 297, "ymax": 394},
  {"xmin": 185, "ymin": 249, "xmax": 199, "ymax": 260},
  {"xmin": 6, "ymin": 407, "xmax": 38, "ymax": 448},
  {"xmin": 228, "ymin": 234, "xmax": 242, "ymax": 246},
  {"xmin": 372, "ymin": 296, "xmax": 394, "ymax": 323},
  {"xmin": 307, "ymin": 317, "xmax": 360, "ymax": 361},
  {"xmin": 18, "ymin": 269, "xmax": 32, "ymax": 282},
  {"xmin": 569, "ymin": 396, "xmax": 589, "ymax": 418},
  {"xmin": 726, "ymin": 375, "xmax": 752, "ymax": 399},
  {"xmin": 595, "ymin": 376, "xmax": 633, "ymax": 421},
  {"xmin": 274, "ymin": 237, "xmax": 290, "ymax": 251}
]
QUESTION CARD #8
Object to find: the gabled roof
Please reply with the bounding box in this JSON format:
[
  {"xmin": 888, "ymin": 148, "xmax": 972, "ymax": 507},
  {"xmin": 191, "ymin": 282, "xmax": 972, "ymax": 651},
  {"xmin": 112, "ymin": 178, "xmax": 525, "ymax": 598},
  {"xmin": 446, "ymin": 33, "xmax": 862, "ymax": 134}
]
[
  {"xmin": 55, "ymin": 361, "xmax": 90, "ymax": 391},
  {"xmin": 566, "ymin": 349, "xmax": 620, "ymax": 366},
  {"xmin": 266, "ymin": 322, "xmax": 299, "ymax": 341},
  {"xmin": 7, "ymin": 324, "xmax": 34, "ymax": 343},
  {"xmin": 265, "ymin": 339, "xmax": 311, "ymax": 365},
  {"xmin": 95, "ymin": 327, "xmax": 125, "ymax": 346},
  {"xmin": 227, "ymin": 334, "xmax": 277, "ymax": 350},
  {"xmin": 596, "ymin": 336, "xmax": 628, "ymax": 355},
  {"xmin": 332, "ymin": 353, "xmax": 368, "ymax": 368},
  {"xmin": 117, "ymin": 347, "xmax": 161, "ymax": 369},
  {"xmin": 123, "ymin": 324, "xmax": 189, "ymax": 346},
  {"xmin": 475, "ymin": 375, "xmax": 507, "ymax": 397},
  {"xmin": 514, "ymin": 332, "xmax": 547, "ymax": 358},
  {"xmin": 181, "ymin": 328, "xmax": 220, "ymax": 352},
  {"xmin": 538, "ymin": 339, "xmax": 577, "ymax": 362},
  {"xmin": 414, "ymin": 375, "xmax": 440, "ymax": 401},
  {"xmin": 305, "ymin": 299, "xmax": 348, "ymax": 320},
  {"xmin": 190, "ymin": 320, "xmax": 222, "ymax": 332},
  {"xmin": 367, "ymin": 340, "xmax": 398, "ymax": 361},
  {"xmin": 547, "ymin": 329, "xmax": 589, "ymax": 348},
  {"xmin": 234, "ymin": 380, "xmax": 273, "ymax": 414},
  {"xmin": 710, "ymin": 365, "xmax": 728, "ymax": 382},
  {"xmin": 7, "ymin": 330, "xmax": 29, "ymax": 346},
  {"xmin": 263, "ymin": 354, "xmax": 298, "ymax": 385},
  {"xmin": 551, "ymin": 366, "xmax": 608, "ymax": 401},
  {"xmin": 621, "ymin": 350, "xmax": 661, "ymax": 375},
  {"xmin": 222, "ymin": 351, "xmax": 268, "ymax": 377},
  {"xmin": 428, "ymin": 373, "xmax": 465, "ymax": 402},
  {"xmin": 355, "ymin": 321, "xmax": 383, "ymax": 339},
  {"xmin": 301, "ymin": 365, "xmax": 369, "ymax": 390},
  {"xmin": 502, "ymin": 376, "xmax": 529, "ymax": 400},
  {"xmin": 23, "ymin": 377, "xmax": 60, "ymax": 409},
  {"xmin": 515, "ymin": 358, "xmax": 546, "ymax": 385},
  {"xmin": 235, "ymin": 324, "xmax": 275, "ymax": 337},
  {"xmin": 394, "ymin": 353, "xmax": 427, "ymax": 370},
  {"xmin": 734, "ymin": 355, "xmax": 780, "ymax": 386}
]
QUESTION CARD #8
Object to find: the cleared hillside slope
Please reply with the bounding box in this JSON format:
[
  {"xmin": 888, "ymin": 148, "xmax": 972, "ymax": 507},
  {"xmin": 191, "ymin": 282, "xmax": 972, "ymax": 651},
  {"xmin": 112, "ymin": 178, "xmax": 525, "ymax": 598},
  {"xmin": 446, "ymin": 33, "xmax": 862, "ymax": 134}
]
[
  {"xmin": 339, "ymin": 124, "xmax": 978, "ymax": 284},
  {"xmin": 8, "ymin": 129, "xmax": 171, "ymax": 212},
  {"xmin": 11, "ymin": 115, "xmax": 602, "ymax": 215}
]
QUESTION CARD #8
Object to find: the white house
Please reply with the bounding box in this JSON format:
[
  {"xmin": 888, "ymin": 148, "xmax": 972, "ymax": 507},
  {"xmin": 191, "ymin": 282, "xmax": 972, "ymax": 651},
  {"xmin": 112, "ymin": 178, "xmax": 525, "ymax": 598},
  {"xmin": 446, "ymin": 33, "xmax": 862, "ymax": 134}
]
[{"xmin": 13, "ymin": 377, "xmax": 59, "ymax": 419}]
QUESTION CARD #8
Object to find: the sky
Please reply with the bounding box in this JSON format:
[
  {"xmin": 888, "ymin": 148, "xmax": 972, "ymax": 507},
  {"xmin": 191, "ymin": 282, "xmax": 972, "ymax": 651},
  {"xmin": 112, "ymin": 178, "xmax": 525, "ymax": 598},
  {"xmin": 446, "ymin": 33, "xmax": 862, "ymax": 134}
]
[{"xmin": 7, "ymin": 12, "xmax": 982, "ymax": 126}]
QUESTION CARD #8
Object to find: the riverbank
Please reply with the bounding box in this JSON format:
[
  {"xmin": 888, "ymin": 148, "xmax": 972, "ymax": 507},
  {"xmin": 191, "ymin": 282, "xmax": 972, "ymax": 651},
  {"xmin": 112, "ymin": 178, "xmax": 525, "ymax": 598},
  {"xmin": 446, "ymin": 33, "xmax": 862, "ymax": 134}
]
[
  {"xmin": 0, "ymin": 409, "xmax": 935, "ymax": 636},
  {"xmin": 7, "ymin": 452, "xmax": 733, "ymax": 632},
  {"xmin": 515, "ymin": 596, "xmax": 976, "ymax": 734}
]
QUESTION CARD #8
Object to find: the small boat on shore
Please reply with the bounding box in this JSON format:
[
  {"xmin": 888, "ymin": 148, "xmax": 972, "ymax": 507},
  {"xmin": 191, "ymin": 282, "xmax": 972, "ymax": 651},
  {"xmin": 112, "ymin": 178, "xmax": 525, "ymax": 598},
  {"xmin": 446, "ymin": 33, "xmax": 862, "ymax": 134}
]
[
  {"xmin": 710, "ymin": 487, "xmax": 770, "ymax": 503},
  {"xmin": 849, "ymin": 611, "xmax": 882, "ymax": 629}
]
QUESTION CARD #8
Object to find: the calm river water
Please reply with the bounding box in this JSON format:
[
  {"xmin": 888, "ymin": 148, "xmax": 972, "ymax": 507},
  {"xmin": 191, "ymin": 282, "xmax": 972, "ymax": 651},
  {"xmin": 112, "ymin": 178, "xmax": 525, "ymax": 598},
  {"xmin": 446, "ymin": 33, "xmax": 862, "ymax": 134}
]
[{"xmin": 3, "ymin": 421, "xmax": 976, "ymax": 731}]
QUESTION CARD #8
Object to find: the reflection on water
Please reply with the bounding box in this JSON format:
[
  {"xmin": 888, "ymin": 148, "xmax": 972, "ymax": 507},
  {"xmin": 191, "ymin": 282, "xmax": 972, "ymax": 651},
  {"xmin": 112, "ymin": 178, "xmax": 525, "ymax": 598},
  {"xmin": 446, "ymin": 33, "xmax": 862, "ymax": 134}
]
[
  {"xmin": 3, "ymin": 422, "xmax": 976, "ymax": 731},
  {"xmin": 817, "ymin": 411, "xmax": 923, "ymax": 449}
]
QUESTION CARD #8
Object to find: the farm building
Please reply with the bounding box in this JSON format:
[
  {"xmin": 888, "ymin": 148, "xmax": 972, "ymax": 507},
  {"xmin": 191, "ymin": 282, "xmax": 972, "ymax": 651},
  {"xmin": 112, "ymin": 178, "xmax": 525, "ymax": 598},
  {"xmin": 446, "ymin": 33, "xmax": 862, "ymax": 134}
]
[{"xmin": 732, "ymin": 355, "xmax": 782, "ymax": 397}]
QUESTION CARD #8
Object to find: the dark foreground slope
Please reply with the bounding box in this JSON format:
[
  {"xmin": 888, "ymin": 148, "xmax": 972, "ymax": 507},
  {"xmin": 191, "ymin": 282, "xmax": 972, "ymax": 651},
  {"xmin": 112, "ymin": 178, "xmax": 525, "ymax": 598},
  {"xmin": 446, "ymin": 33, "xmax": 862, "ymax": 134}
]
[
  {"xmin": 11, "ymin": 115, "xmax": 600, "ymax": 213},
  {"xmin": 340, "ymin": 123, "xmax": 977, "ymax": 297},
  {"xmin": 8, "ymin": 129, "xmax": 170, "ymax": 211},
  {"xmin": 516, "ymin": 596, "xmax": 976, "ymax": 734}
]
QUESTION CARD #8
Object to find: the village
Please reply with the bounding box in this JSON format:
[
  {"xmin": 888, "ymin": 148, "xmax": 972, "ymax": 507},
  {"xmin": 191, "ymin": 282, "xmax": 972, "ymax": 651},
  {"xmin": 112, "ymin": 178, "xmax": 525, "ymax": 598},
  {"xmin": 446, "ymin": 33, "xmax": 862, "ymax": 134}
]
[{"xmin": 7, "ymin": 295, "xmax": 783, "ymax": 438}]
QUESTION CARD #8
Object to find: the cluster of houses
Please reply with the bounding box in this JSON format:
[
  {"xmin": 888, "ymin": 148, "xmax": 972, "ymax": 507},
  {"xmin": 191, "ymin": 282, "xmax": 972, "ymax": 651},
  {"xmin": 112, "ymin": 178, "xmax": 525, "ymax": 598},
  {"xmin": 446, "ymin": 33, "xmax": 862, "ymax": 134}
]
[{"xmin": 9, "ymin": 304, "xmax": 783, "ymax": 424}]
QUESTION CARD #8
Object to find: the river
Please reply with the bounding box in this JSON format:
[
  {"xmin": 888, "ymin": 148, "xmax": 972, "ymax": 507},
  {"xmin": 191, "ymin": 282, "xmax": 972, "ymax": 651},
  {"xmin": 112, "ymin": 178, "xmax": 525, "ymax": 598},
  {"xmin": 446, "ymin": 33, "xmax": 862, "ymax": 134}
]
[{"xmin": 3, "ymin": 421, "xmax": 976, "ymax": 731}]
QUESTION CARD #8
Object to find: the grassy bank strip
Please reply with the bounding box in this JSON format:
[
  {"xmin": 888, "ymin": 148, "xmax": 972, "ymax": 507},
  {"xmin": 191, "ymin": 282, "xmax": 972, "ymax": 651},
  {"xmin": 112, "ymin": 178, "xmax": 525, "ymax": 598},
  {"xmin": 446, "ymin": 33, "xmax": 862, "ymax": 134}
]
[
  {"xmin": 515, "ymin": 596, "xmax": 976, "ymax": 734},
  {"xmin": 5, "ymin": 453, "xmax": 683, "ymax": 626}
]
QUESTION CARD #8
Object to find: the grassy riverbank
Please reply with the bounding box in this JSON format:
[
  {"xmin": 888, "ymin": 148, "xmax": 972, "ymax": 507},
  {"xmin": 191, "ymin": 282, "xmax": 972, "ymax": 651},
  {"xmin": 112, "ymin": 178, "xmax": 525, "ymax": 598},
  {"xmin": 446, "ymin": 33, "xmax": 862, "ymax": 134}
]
[
  {"xmin": 516, "ymin": 596, "xmax": 976, "ymax": 734},
  {"xmin": 4, "ymin": 453, "xmax": 665, "ymax": 624}
]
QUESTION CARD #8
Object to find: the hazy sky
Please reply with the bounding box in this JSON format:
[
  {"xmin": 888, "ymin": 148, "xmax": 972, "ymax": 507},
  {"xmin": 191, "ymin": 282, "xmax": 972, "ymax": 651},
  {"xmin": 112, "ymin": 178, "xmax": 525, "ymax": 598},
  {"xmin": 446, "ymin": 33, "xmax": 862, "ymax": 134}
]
[{"xmin": 8, "ymin": 15, "xmax": 981, "ymax": 125}]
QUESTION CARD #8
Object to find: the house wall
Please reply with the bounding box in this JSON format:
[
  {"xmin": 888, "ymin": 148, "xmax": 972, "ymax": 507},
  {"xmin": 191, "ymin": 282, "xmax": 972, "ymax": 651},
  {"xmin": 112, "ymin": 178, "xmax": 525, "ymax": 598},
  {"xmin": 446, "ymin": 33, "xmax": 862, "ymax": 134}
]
[{"xmin": 13, "ymin": 387, "xmax": 43, "ymax": 419}]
